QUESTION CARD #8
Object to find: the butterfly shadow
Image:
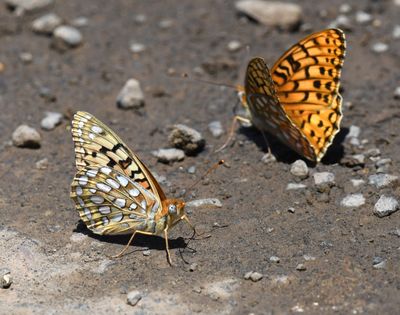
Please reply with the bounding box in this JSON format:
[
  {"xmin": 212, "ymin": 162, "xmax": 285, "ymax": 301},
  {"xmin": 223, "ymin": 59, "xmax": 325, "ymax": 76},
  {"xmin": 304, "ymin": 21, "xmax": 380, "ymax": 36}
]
[
  {"xmin": 74, "ymin": 221, "xmax": 188, "ymax": 252},
  {"xmin": 238, "ymin": 125, "xmax": 348, "ymax": 165}
]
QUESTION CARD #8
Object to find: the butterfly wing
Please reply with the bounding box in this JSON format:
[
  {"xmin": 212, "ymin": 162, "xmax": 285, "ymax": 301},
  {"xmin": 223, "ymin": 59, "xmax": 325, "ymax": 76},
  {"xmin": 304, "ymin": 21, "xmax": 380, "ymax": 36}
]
[
  {"xmin": 244, "ymin": 57, "xmax": 317, "ymax": 160},
  {"xmin": 71, "ymin": 111, "xmax": 166, "ymax": 200},
  {"xmin": 271, "ymin": 28, "xmax": 346, "ymax": 161},
  {"xmin": 71, "ymin": 165, "xmax": 165, "ymax": 235}
]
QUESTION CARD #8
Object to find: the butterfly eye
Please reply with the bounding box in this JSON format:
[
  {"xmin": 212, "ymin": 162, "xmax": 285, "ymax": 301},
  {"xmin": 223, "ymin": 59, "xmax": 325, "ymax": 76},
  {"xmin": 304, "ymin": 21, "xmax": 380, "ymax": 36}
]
[{"xmin": 168, "ymin": 204, "xmax": 177, "ymax": 214}]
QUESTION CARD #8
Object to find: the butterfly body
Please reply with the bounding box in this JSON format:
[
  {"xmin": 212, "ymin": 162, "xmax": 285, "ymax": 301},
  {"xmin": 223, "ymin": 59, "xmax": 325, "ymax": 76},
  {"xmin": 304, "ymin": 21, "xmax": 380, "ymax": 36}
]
[
  {"xmin": 70, "ymin": 111, "xmax": 192, "ymax": 263},
  {"xmin": 235, "ymin": 29, "xmax": 346, "ymax": 162}
]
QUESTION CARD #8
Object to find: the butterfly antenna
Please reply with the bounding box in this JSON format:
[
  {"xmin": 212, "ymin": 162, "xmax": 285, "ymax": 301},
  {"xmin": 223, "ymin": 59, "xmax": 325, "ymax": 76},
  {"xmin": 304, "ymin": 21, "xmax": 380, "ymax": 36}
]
[
  {"xmin": 184, "ymin": 160, "xmax": 224, "ymax": 197},
  {"xmin": 180, "ymin": 73, "xmax": 238, "ymax": 90}
]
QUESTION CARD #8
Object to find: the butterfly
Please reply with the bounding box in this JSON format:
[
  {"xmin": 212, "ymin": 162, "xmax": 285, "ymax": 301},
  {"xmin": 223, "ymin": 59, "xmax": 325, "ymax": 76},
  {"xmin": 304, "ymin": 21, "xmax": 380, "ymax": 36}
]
[
  {"xmin": 70, "ymin": 111, "xmax": 195, "ymax": 264},
  {"xmin": 219, "ymin": 29, "xmax": 346, "ymax": 162}
]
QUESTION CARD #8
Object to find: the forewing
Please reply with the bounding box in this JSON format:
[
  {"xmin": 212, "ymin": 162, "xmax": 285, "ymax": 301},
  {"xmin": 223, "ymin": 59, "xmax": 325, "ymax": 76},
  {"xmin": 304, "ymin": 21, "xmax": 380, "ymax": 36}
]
[
  {"xmin": 271, "ymin": 29, "xmax": 346, "ymax": 160},
  {"xmin": 71, "ymin": 111, "xmax": 166, "ymax": 200},
  {"xmin": 245, "ymin": 57, "xmax": 317, "ymax": 161},
  {"xmin": 70, "ymin": 166, "xmax": 163, "ymax": 235}
]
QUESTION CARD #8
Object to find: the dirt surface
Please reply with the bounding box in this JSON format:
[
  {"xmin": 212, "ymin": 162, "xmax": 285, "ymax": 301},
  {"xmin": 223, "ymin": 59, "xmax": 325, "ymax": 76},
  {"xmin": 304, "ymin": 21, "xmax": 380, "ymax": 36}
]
[{"xmin": 1, "ymin": 0, "xmax": 400, "ymax": 314}]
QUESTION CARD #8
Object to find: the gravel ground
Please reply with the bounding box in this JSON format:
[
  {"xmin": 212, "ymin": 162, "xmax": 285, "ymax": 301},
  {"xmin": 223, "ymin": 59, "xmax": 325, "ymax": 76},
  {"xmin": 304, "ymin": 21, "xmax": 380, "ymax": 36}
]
[{"xmin": 0, "ymin": 0, "xmax": 399, "ymax": 314}]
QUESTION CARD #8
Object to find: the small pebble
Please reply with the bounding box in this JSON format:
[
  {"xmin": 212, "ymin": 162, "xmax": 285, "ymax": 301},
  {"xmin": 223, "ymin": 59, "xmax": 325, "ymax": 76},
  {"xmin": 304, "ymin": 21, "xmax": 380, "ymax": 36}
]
[
  {"xmin": 372, "ymin": 257, "xmax": 386, "ymax": 269},
  {"xmin": 69, "ymin": 233, "xmax": 88, "ymax": 243},
  {"xmin": 6, "ymin": 0, "xmax": 53, "ymax": 12},
  {"xmin": 129, "ymin": 42, "xmax": 146, "ymax": 53},
  {"xmin": 187, "ymin": 166, "xmax": 196, "ymax": 174},
  {"xmin": 126, "ymin": 290, "xmax": 142, "ymax": 306},
  {"xmin": 12, "ymin": 125, "xmax": 41, "ymax": 148},
  {"xmin": 365, "ymin": 148, "xmax": 380, "ymax": 157},
  {"xmin": 142, "ymin": 250, "xmax": 151, "ymax": 256},
  {"xmin": 35, "ymin": 158, "xmax": 48, "ymax": 169},
  {"xmin": 169, "ymin": 124, "xmax": 205, "ymax": 155},
  {"xmin": 116, "ymin": 78, "xmax": 145, "ymax": 109},
  {"xmin": 355, "ymin": 11, "xmax": 372, "ymax": 24},
  {"xmin": 368, "ymin": 174, "xmax": 398, "ymax": 188},
  {"xmin": 244, "ymin": 271, "xmax": 263, "ymax": 282},
  {"xmin": 227, "ymin": 40, "xmax": 242, "ymax": 52},
  {"xmin": 189, "ymin": 263, "xmax": 198, "ymax": 272},
  {"xmin": 53, "ymin": 25, "xmax": 83, "ymax": 49},
  {"xmin": 375, "ymin": 158, "xmax": 391, "ymax": 173},
  {"xmin": 186, "ymin": 198, "xmax": 222, "ymax": 208},
  {"xmin": 393, "ymin": 25, "xmax": 400, "ymax": 39},
  {"xmin": 19, "ymin": 52, "xmax": 33, "ymax": 64},
  {"xmin": 286, "ymin": 183, "xmax": 306, "ymax": 190},
  {"xmin": 339, "ymin": 3, "xmax": 352, "ymax": 13},
  {"xmin": 340, "ymin": 193, "xmax": 365, "ymax": 207},
  {"xmin": 313, "ymin": 172, "xmax": 335, "ymax": 186},
  {"xmin": 261, "ymin": 153, "xmax": 276, "ymax": 164},
  {"xmin": 31, "ymin": 13, "xmax": 62, "ymax": 34},
  {"xmin": 41, "ymin": 111, "xmax": 63, "ymax": 130},
  {"xmin": 134, "ymin": 14, "xmax": 147, "ymax": 24},
  {"xmin": 288, "ymin": 207, "xmax": 295, "ymax": 213},
  {"xmin": 208, "ymin": 121, "xmax": 224, "ymax": 138},
  {"xmin": 393, "ymin": 86, "xmax": 400, "ymax": 99},
  {"xmin": 269, "ymin": 256, "xmax": 280, "ymax": 263},
  {"xmin": 350, "ymin": 179, "xmax": 365, "ymax": 187},
  {"xmin": 328, "ymin": 15, "xmax": 352, "ymax": 30},
  {"xmin": 159, "ymin": 19, "xmax": 174, "ymax": 29},
  {"xmin": 290, "ymin": 160, "xmax": 309, "ymax": 179},
  {"xmin": 296, "ymin": 263, "xmax": 306, "ymax": 271},
  {"xmin": 0, "ymin": 269, "xmax": 12, "ymax": 289},
  {"xmin": 71, "ymin": 17, "xmax": 89, "ymax": 27},
  {"xmin": 235, "ymin": 0, "xmax": 302, "ymax": 30},
  {"xmin": 152, "ymin": 148, "xmax": 185, "ymax": 163},
  {"xmin": 371, "ymin": 42, "xmax": 388, "ymax": 53},
  {"xmin": 346, "ymin": 125, "xmax": 361, "ymax": 139},
  {"xmin": 374, "ymin": 195, "xmax": 399, "ymax": 217},
  {"xmin": 39, "ymin": 86, "xmax": 56, "ymax": 102}
]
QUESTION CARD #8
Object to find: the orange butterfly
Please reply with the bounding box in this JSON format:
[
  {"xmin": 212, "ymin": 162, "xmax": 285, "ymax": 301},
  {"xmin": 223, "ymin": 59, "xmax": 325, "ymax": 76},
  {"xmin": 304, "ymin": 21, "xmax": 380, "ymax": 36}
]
[{"xmin": 219, "ymin": 29, "xmax": 346, "ymax": 162}]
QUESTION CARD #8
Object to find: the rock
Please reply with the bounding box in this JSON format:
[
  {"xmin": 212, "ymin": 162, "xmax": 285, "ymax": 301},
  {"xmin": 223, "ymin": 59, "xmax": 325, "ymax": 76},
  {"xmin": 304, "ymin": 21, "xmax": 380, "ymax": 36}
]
[
  {"xmin": 129, "ymin": 42, "xmax": 146, "ymax": 53},
  {"xmin": 346, "ymin": 125, "xmax": 361, "ymax": 139},
  {"xmin": 261, "ymin": 153, "xmax": 276, "ymax": 164},
  {"xmin": 134, "ymin": 14, "xmax": 147, "ymax": 24},
  {"xmin": 71, "ymin": 17, "xmax": 89, "ymax": 27},
  {"xmin": 19, "ymin": 52, "xmax": 33, "ymax": 64},
  {"xmin": 31, "ymin": 13, "xmax": 62, "ymax": 34},
  {"xmin": 116, "ymin": 79, "xmax": 145, "ymax": 109},
  {"xmin": 53, "ymin": 25, "xmax": 83, "ymax": 49},
  {"xmin": 340, "ymin": 193, "xmax": 365, "ymax": 207},
  {"xmin": 142, "ymin": 250, "xmax": 151, "ymax": 256},
  {"xmin": 169, "ymin": 124, "xmax": 205, "ymax": 155},
  {"xmin": 35, "ymin": 158, "xmax": 48, "ymax": 169},
  {"xmin": 69, "ymin": 233, "xmax": 88, "ymax": 243},
  {"xmin": 187, "ymin": 166, "xmax": 196, "ymax": 174},
  {"xmin": 235, "ymin": 0, "xmax": 302, "ymax": 30},
  {"xmin": 158, "ymin": 19, "xmax": 174, "ymax": 29},
  {"xmin": 40, "ymin": 111, "xmax": 63, "ymax": 130},
  {"xmin": 208, "ymin": 121, "xmax": 224, "ymax": 138},
  {"xmin": 296, "ymin": 263, "xmax": 306, "ymax": 271},
  {"xmin": 365, "ymin": 148, "xmax": 380, "ymax": 157},
  {"xmin": 355, "ymin": 11, "xmax": 372, "ymax": 24},
  {"xmin": 374, "ymin": 195, "xmax": 399, "ymax": 217},
  {"xmin": 227, "ymin": 40, "xmax": 242, "ymax": 52},
  {"xmin": 350, "ymin": 179, "xmax": 365, "ymax": 187},
  {"xmin": 393, "ymin": 86, "xmax": 400, "ymax": 99},
  {"xmin": 286, "ymin": 183, "xmax": 306, "ymax": 190},
  {"xmin": 375, "ymin": 158, "xmax": 391, "ymax": 173},
  {"xmin": 0, "ymin": 269, "xmax": 12, "ymax": 289},
  {"xmin": 342, "ymin": 154, "xmax": 365, "ymax": 167},
  {"xmin": 244, "ymin": 271, "xmax": 263, "ymax": 282},
  {"xmin": 288, "ymin": 207, "xmax": 295, "ymax": 213},
  {"xmin": 126, "ymin": 290, "xmax": 142, "ymax": 306},
  {"xmin": 290, "ymin": 160, "xmax": 308, "ymax": 179},
  {"xmin": 393, "ymin": 25, "xmax": 400, "ymax": 39},
  {"xmin": 371, "ymin": 42, "xmax": 388, "ymax": 53},
  {"xmin": 12, "ymin": 125, "xmax": 41, "ymax": 148},
  {"xmin": 368, "ymin": 174, "xmax": 398, "ymax": 188},
  {"xmin": 6, "ymin": 0, "xmax": 53, "ymax": 12},
  {"xmin": 189, "ymin": 263, "xmax": 198, "ymax": 271},
  {"xmin": 372, "ymin": 257, "xmax": 386, "ymax": 269},
  {"xmin": 186, "ymin": 198, "xmax": 222, "ymax": 208},
  {"xmin": 313, "ymin": 172, "xmax": 335, "ymax": 186},
  {"xmin": 39, "ymin": 86, "xmax": 56, "ymax": 102},
  {"xmin": 328, "ymin": 15, "xmax": 352, "ymax": 30},
  {"xmin": 339, "ymin": 3, "xmax": 352, "ymax": 13},
  {"xmin": 152, "ymin": 148, "xmax": 185, "ymax": 163},
  {"xmin": 269, "ymin": 256, "xmax": 280, "ymax": 263}
]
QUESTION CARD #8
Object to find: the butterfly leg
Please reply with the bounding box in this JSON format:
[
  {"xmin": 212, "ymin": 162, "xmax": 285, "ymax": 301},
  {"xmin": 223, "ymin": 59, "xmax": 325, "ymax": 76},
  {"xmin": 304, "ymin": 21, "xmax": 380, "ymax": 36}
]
[
  {"xmin": 163, "ymin": 227, "xmax": 173, "ymax": 265},
  {"xmin": 111, "ymin": 230, "xmax": 154, "ymax": 259},
  {"xmin": 181, "ymin": 214, "xmax": 196, "ymax": 239},
  {"xmin": 215, "ymin": 115, "xmax": 251, "ymax": 152}
]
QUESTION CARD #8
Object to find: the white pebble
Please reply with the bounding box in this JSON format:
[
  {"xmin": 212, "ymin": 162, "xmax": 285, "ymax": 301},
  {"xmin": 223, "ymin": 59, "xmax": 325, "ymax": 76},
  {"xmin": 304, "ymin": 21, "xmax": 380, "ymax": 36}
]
[
  {"xmin": 159, "ymin": 19, "xmax": 174, "ymax": 29},
  {"xmin": 355, "ymin": 11, "xmax": 372, "ymax": 24},
  {"xmin": 393, "ymin": 25, "xmax": 400, "ymax": 39},
  {"xmin": 340, "ymin": 194, "xmax": 365, "ymax": 207},
  {"xmin": 186, "ymin": 198, "xmax": 222, "ymax": 208},
  {"xmin": 368, "ymin": 174, "xmax": 398, "ymax": 188},
  {"xmin": 19, "ymin": 52, "xmax": 33, "ymax": 64},
  {"xmin": 374, "ymin": 195, "xmax": 399, "ymax": 217},
  {"xmin": 40, "ymin": 111, "xmax": 63, "ymax": 130},
  {"xmin": 244, "ymin": 271, "xmax": 263, "ymax": 282},
  {"xmin": 208, "ymin": 121, "xmax": 224, "ymax": 138},
  {"xmin": 371, "ymin": 42, "xmax": 388, "ymax": 53},
  {"xmin": 127, "ymin": 290, "xmax": 142, "ymax": 306},
  {"xmin": 6, "ymin": 0, "xmax": 53, "ymax": 12},
  {"xmin": 71, "ymin": 17, "xmax": 89, "ymax": 27},
  {"xmin": 31, "ymin": 13, "xmax": 62, "ymax": 34},
  {"xmin": 152, "ymin": 148, "xmax": 185, "ymax": 163},
  {"xmin": 313, "ymin": 172, "xmax": 335, "ymax": 185},
  {"xmin": 350, "ymin": 179, "xmax": 365, "ymax": 187},
  {"xmin": 328, "ymin": 15, "xmax": 352, "ymax": 30},
  {"xmin": 129, "ymin": 42, "xmax": 146, "ymax": 53},
  {"xmin": 35, "ymin": 158, "xmax": 48, "ymax": 169},
  {"xmin": 290, "ymin": 160, "xmax": 308, "ymax": 179},
  {"xmin": 12, "ymin": 125, "xmax": 41, "ymax": 148},
  {"xmin": 53, "ymin": 25, "xmax": 83, "ymax": 47},
  {"xmin": 346, "ymin": 125, "xmax": 361, "ymax": 139},
  {"xmin": 116, "ymin": 78, "xmax": 145, "ymax": 109},
  {"xmin": 339, "ymin": 3, "xmax": 352, "ymax": 13},
  {"xmin": 286, "ymin": 183, "xmax": 307, "ymax": 190},
  {"xmin": 393, "ymin": 86, "xmax": 400, "ymax": 99},
  {"xmin": 227, "ymin": 40, "xmax": 242, "ymax": 52}
]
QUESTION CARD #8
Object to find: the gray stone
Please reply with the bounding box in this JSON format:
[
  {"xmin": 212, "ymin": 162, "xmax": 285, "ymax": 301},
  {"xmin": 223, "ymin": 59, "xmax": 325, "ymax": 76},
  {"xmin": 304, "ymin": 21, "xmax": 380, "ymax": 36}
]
[
  {"xmin": 371, "ymin": 42, "xmax": 388, "ymax": 53},
  {"xmin": 374, "ymin": 195, "xmax": 399, "ymax": 217},
  {"xmin": 313, "ymin": 172, "xmax": 335, "ymax": 185},
  {"xmin": 368, "ymin": 174, "xmax": 398, "ymax": 188},
  {"xmin": 328, "ymin": 15, "xmax": 352, "ymax": 30},
  {"xmin": 365, "ymin": 148, "xmax": 380, "ymax": 157},
  {"xmin": 393, "ymin": 86, "xmax": 400, "ymax": 99},
  {"xmin": 19, "ymin": 52, "xmax": 33, "ymax": 64},
  {"xmin": 158, "ymin": 19, "xmax": 174, "ymax": 29},
  {"xmin": 208, "ymin": 121, "xmax": 224, "ymax": 138},
  {"xmin": 340, "ymin": 193, "xmax": 365, "ymax": 207},
  {"xmin": 0, "ymin": 269, "xmax": 12, "ymax": 289},
  {"xmin": 235, "ymin": 0, "xmax": 302, "ymax": 30},
  {"xmin": 116, "ymin": 79, "xmax": 145, "ymax": 109},
  {"xmin": 187, "ymin": 166, "xmax": 196, "ymax": 174},
  {"xmin": 142, "ymin": 250, "xmax": 151, "ymax": 256},
  {"xmin": 339, "ymin": 3, "xmax": 352, "ymax": 13},
  {"xmin": 350, "ymin": 179, "xmax": 365, "ymax": 187},
  {"xmin": 393, "ymin": 25, "xmax": 400, "ymax": 39},
  {"xmin": 269, "ymin": 256, "xmax": 280, "ymax": 263},
  {"xmin": 261, "ymin": 152, "xmax": 276, "ymax": 164},
  {"xmin": 152, "ymin": 148, "xmax": 185, "ymax": 163},
  {"xmin": 71, "ymin": 17, "xmax": 89, "ymax": 27},
  {"xmin": 372, "ymin": 257, "xmax": 386, "ymax": 269},
  {"xmin": 12, "ymin": 125, "xmax": 41, "ymax": 148},
  {"xmin": 169, "ymin": 124, "xmax": 205, "ymax": 155},
  {"xmin": 346, "ymin": 125, "xmax": 361, "ymax": 139},
  {"xmin": 129, "ymin": 42, "xmax": 146, "ymax": 53},
  {"xmin": 53, "ymin": 25, "xmax": 83, "ymax": 48},
  {"xmin": 31, "ymin": 13, "xmax": 62, "ymax": 34},
  {"xmin": 35, "ymin": 158, "xmax": 48, "ymax": 169},
  {"xmin": 189, "ymin": 263, "xmax": 198, "ymax": 271},
  {"xmin": 41, "ymin": 111, "xmax": 63, "ymax": 130},
  {"xmin": 375, "ymin": 158, "xmax": 392, "ymax": 173},
  {"xmin": 355, "ymin": 11, "xmax": 372, "ymax": 24},
  {"xmin": 6, "ymin": 0, "xmax": 53, "ymax": 12},
  {"xmin": 290, "ymin": 160, "xmax": 309, "ymax": 179},
  {"xmin": 286, "ymin": 183, "xmax": 306, "ymax": 190},
  {"xmin": 186, "ymin": 198, "xmax": 222, "ymax": 208},
  {"xmin": 296, "ymin": 263, "xmax": 306, "ymax": 271},
  {"xmin": 126, "ymin": 290, "xmax": 142, "ymax": 306},
  {"xmin": 227, "ymin": 40, "xmax": 242, "ymax": 52},
  {"xmin": 134, "ymin": 14, "xmax": 147, "ymax": 24},
  {"xmin": 244, "ymin": 271, "xmax": 263, "ymax": 282}
]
